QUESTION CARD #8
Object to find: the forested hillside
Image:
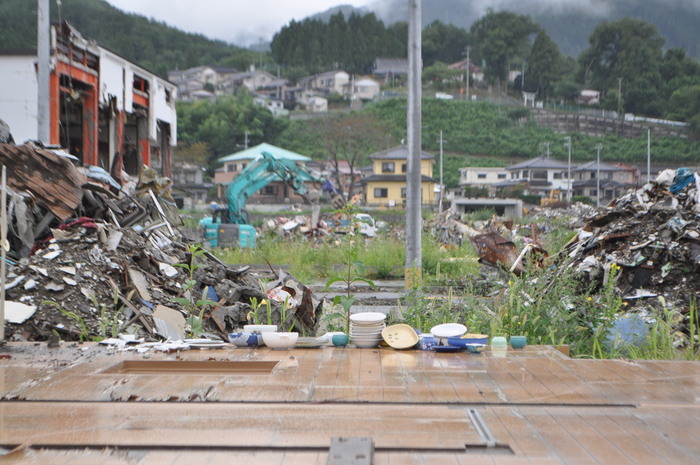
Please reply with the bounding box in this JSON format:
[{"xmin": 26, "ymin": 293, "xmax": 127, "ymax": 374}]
[
  {"xmin": 0, "ymin": 0, "xmax": 256, "ymax": 77},
  {"xmin": 370, "ymin": 0, "xmax": 700, "ymax": 60}
]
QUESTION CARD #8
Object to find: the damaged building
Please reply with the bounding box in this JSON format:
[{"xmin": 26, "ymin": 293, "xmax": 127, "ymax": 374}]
[{"xmin": 0, "ymin": 21, "xmax": 177, "ymax": 179}]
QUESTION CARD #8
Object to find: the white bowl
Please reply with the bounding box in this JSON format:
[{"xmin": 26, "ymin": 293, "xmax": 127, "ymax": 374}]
[
  {"xmin": 244, "ymin": 324, "xmax": 278, "ymax": 333},
  {"xmin": 349, "ymin": 312, "xmax": 387, "ymax": 324},
  {"xmin": 261, "ymin": 332, "xmax": 298, "ymax": 350},
  {"xmin": 353, "ymin": 338, "xmax": 381, "ymax": 348},
  {"xmin": 430, "ymin": 323, "xmax": 467, "ymax": 339}
]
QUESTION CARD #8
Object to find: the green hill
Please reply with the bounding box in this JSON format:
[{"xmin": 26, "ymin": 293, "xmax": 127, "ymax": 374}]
[{"xmin": 0, "ymin": 0, "xmax": 253, "ymax": 77}]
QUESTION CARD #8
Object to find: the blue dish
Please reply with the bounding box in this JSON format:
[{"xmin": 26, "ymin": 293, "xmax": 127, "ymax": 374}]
[
  {"xmin": 434, "ymin": 345, "xmax": 461, "ymax": 353},
  {"xmin": 447, "ymin": 334, "xmax": 489, "ymax": 347}
]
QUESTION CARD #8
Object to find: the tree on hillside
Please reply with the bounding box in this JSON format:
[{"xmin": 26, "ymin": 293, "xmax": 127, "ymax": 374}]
[
  {"xmin": 176, "ymin": 93, "xmax": 288, "ymax": 167},
  {"xmin": 577, "ymin": 18, "xmax": 665, "ymax": 116},
  {"xmin": 468, "ymin": 10, "xmax": 540, "ymax": 90},
  {"xmin": 526, "ymin": 31, "xmax": 564, "ymax": 100},
  {"xmin": 422, "ymin": 20, "xmax": 469, "ymax": 66}
]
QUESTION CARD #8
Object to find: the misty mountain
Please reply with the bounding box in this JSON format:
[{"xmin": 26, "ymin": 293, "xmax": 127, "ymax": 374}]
[{"xmin": 320, "ymin": 0, "xmax": 700, "ymax": 59}]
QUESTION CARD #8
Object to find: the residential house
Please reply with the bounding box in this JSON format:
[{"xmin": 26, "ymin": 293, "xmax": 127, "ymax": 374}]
[
  {"xmin": 170, "ymin": 162, "xmax": 212, "ymax": 209},
  {"xmin": 222, "ymin": 68, "xmax": 277, "ymax": 94},
  {"xmin": 298, "ymin": 70, "xmax": 349, "ymax": 96},
  {"xmin": 255, "ymin": 79, "xmax": 289, "ymax": 101},
  {"xmin": 253, "ymin": 95, "xmax": 289, "ymax": 117},
  {"xmin": 496, "ymin": 156, "xmax": 571, "ymax": 198},
  {"xmin": 577, "ymin": 90, "xmax": 601, "ymax": 105},
  {"xmin": 447, "ymin": 59, "xmax": 484, "ymax": 84},
  {"xmin": 572, "ymin": 160, "xmax": 634, "ymax": 203},
  {"xmin": 306, "ymin": 96, "xmax": 328, "ymax": 112},
  {"xmin": 0, "ymin": 21, "xmax": 177, "ymax": 178},
  {"xmin": 167, "ymin": 66, "xmax": 237, "ymax": 87},
  {"xmin": 363, "ymin": 145, "xmax": 436, "ymax": 207},
  {"xmin": 373, "ymin": 58, "xmax": 408, "ymax": 85},
  {"xmin": 612, "ymin": 163, "xmax": 641, "ymax": 186},
  {"xmin": 345, "ymin": 76, "xmax": 381, "ymax": 101},
  {"xmin": 213, "ymin": 143, "xmax": 316, "ymax": 204},
  {"xmin": 458, "ymin": 166, "xmax": 509, "ymax": 196},
  {"xmin": 168, "ymin": 65, "xmax": 237, "ymax": 100}
]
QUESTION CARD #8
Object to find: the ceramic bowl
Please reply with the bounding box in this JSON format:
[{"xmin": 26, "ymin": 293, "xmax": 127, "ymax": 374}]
[
  {"xmin": 243, "ymin": 324, "xmax": 277, "ymax": 333},
  {"xmin": 332, "ymin": 333, "xmax": 349, "ymax": 347},
  {"xmin": 465, "ymin": 343, "xmax": 485, "ymax": 354},
  {"xmin": 510, "ymin": 335, "xmax": 527, "ymax": 349},
  {"xmin": 261, "ymin": 331, "xmax": 298, "ymax": 350},
  {"xmin": 228, "ymin": 332, "xmax": 262, "ymax": 348},
  {"xmin": 418, "ymin": 334, "xmax": 438, "ymax": 351}
]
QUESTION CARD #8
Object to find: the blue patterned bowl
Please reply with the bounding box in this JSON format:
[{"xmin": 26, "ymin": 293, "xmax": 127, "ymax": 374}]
[{"xmin": 228, "ymin": 332, "xmax": 262, "ymax": 347}]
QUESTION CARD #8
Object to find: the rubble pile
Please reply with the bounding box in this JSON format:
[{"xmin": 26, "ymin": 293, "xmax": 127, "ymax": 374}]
[
  {"xmin": 1, "ymin": 143, "xmax": 325, "ymax": 342},
  {"xmin": 566, "ymin": 168, "xmax": 700, "ymax": 312}
]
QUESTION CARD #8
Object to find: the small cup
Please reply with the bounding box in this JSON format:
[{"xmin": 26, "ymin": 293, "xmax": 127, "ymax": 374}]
[
  {"xmin": 510, "ymin": 336, "xmax": 527, "ymax": 349},
  {"xmin": 332, "ymin": 333, "xmax": 349, "ymax": 347},
  {"xmin": 490, "ymin": 336, "xmax": 508, "ymax": 358}
]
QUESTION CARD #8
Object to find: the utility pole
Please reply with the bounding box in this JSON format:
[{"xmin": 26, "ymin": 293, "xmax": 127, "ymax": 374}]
[
  {"xmin": 438, "ymin": 130, "xmax": 444, "ymax": 213},
  {"xmin": 617, "ymin": 77, "xmax": 623, "ymax": 118},
  {"xmin": 647, "ymin": 128, "xmax": 651, "ymax": 182},
  {"xmin": 37, "ymin": 0, "xmax": 51, "ymax": 144},
  {"xmin": 465, "ymin": 46, "xmax": 471, "ymax": 101},
  {"xmin": 406, "ymin": 0, "xmax": 422, "ymax": 289},
  {"xmin": 564, "ymin": 136, "xmax": 572, "ymax": 202},
  {"xmin": 595, "ymin": 143, "xmax": 602, "ymax": 207}
]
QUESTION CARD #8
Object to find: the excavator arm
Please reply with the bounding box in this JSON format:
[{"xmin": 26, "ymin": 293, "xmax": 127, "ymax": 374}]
[{"xmin": 223, "ymin": 151, "xmax": 322, "ymax": 224}]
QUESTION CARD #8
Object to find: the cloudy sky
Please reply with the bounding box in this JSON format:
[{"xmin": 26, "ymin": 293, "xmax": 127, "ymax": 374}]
[{"xmin": 104, "ymin": 0, "xmax": 370, "ymax": 47}]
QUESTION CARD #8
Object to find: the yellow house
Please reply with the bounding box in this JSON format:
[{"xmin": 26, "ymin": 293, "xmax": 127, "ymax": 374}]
[{"xmin": 363, "ymin": 145, "xmax": 437, "ymax": 207}]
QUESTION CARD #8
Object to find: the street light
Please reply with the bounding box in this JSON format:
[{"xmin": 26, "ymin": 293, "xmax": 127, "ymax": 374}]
[
  {"xmin": 595, "ymin": 143, "xmax": 602, "ymax": 207},
  {"xmin": 564, "ymin": 136, "xmax": 572, "ymax": 202}
]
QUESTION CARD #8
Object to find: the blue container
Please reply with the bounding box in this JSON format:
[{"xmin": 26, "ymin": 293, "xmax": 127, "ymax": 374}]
[
  {"xmin": 228, "ymin": 332, "xmax": 263, "ymax": 347},
  {"xmin": 419, "ymin": 335, "xmax": 438, "ymax": 351}
]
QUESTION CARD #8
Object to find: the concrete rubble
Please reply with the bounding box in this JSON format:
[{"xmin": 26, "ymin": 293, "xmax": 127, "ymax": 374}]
[{"xmin": 1, "ymin": 142, "xmax": 325, "ymax": 343}]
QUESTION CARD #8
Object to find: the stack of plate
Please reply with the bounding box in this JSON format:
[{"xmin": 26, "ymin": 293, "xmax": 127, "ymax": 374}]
[{"xmin": 349, "ymin": 312, "xmax": 386, "ymax": 348}]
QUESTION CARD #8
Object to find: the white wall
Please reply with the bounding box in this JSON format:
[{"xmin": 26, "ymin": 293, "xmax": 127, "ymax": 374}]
[{"xmin": 0, "ymin": 55, "xmax": 39, "ymax": 144}]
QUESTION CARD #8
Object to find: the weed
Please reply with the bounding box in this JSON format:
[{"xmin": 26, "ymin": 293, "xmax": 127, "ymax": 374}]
[{"xmin": 42, "ymin": 300, "xmax": 90, "ymax": 341}]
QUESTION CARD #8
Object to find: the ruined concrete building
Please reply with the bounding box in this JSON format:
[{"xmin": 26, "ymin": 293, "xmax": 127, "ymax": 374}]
[{"xmin": 0, "ymin": 21, "xmax": 177, "ymax": 178}]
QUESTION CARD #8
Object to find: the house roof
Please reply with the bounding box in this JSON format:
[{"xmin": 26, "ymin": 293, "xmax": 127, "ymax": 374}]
[
  {"xmin": 363, "ymin": 174, "xmax": 438, "ymax": 183},
  {"xmin": 217, "ymin": 143, "xmax": 311, "ymax": 163},
  {"xmin": 573, "ymin": 179, "xmax": 628, "ymax": 188},
  {"xmin": 574, "ymin": 161, "xmax": 619, "ymax": 172},
  {"xmin": 507, "ymin": 156, "xmax": 570, "ymax": 170},
  {"xmin": 369, "ymin": 145, "xmax": 435, "ymax": 161},
  {"xmin": 373, "ymin": 58, "xmax": 408, "ymax": 74}
]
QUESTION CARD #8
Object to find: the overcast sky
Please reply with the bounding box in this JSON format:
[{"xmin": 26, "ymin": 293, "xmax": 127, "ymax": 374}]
[{"xmin": 104, "ymin": 0, "xmax": 370, "ymax": 47}]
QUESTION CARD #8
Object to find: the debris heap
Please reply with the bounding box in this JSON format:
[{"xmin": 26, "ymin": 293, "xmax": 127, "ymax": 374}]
[
  {"xmin": 566, "ymin": 168, "xmax": 700, "ymax": 311},
  {"xmin": 1, "ymin": 143, "xmax": 324, "ymax": 342}
]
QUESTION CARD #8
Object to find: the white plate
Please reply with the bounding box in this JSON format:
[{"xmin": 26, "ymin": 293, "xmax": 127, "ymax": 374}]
[
  {"xmin": 430, "ymin": 323, "xmax": 467, "ymax": 339},
  {"xmin": 187, "ymin": 342, "xmax": 228, "ymax": 349},
  {"xmin": 350, "ymin": 335, "xmax": 383, "ymax": 341},
  {"xmin": 349, "ymin": 312, "xmax": 387, "ymax": 324}
]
